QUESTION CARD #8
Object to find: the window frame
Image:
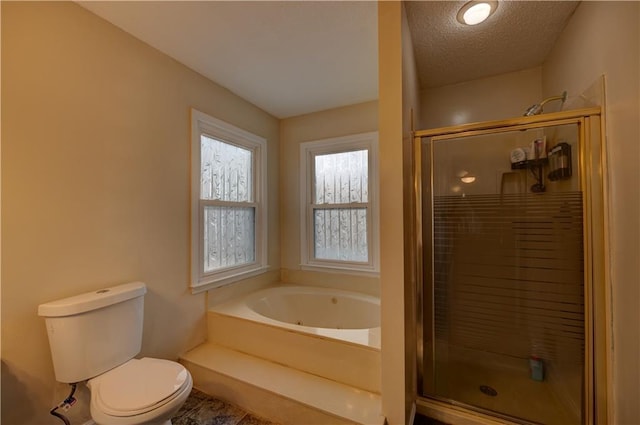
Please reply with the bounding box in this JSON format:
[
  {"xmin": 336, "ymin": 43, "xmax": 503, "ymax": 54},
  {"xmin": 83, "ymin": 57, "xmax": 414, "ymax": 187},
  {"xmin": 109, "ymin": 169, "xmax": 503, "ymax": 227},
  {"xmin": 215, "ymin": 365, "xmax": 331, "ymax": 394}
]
[
  {"xmin": 190, "ymin": 108, "xmax": 267, "ymax": 292},
  {"xmin": 299, "ymin": 131, "xmax": 379, "ymax": 275}
]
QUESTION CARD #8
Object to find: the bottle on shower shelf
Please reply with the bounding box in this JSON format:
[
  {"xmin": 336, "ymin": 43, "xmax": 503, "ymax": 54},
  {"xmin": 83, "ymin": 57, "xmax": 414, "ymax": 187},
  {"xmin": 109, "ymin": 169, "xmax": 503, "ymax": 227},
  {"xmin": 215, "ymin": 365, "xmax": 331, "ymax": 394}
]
[{"xmin": 529, "ymin": 355, "xmax": 545, "ymax": 381}]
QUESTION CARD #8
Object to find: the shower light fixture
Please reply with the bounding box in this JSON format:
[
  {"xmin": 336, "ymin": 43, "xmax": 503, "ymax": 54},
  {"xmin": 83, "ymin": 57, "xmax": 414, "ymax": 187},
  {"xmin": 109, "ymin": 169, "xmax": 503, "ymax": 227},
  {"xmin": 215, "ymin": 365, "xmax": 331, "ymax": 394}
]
[
  {"xmin": 457, "ymin": 1, "xmax": 498, "ymax": 26},
  {"xmin": 458, "ymin": 171, "xmax": 476, "ymax": 184}
]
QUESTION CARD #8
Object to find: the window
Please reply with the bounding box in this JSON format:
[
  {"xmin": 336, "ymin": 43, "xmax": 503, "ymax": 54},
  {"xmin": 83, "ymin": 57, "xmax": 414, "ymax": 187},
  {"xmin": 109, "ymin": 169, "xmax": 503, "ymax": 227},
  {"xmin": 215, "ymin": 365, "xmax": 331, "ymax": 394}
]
[
  {"xmin": 300, "ymin": 132, "xmax": 379, "ymax": 273},
  {"xmin": 191, "ymin": 109, "xmax": 267, "ymax": 291}
]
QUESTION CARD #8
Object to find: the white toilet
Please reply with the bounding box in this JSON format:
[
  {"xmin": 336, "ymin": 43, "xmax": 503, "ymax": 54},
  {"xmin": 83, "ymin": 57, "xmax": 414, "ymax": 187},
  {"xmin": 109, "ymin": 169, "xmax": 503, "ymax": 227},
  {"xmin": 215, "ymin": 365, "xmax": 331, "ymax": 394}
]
[{"xmin": 38, "ymin": 282, "xmax": 193, "ymax": 425}]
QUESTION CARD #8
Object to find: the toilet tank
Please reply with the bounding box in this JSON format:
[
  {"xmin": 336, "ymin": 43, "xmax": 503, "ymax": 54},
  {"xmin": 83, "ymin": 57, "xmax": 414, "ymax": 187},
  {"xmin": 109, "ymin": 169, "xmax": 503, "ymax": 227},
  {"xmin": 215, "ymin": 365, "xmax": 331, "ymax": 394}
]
[{"xmin": 38, "ymin": 282, "xmax": 147, "ymax": 383}]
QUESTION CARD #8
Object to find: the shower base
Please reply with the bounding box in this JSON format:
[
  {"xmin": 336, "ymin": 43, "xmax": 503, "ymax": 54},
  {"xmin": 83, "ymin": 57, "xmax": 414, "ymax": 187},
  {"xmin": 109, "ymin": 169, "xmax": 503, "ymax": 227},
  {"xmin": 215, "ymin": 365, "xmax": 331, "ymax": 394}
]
[{"xmin": 426, "ymin": 344, "xmax": 581, "ymax": 425}]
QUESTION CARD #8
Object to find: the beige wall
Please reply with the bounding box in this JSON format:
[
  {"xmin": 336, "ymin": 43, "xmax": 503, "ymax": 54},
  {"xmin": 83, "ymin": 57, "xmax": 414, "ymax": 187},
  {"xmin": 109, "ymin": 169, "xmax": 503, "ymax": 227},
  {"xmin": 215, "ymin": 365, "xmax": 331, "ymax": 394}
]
[
  {"xmin": 1, "ymin": 2, "xmax": 279, "ymax": 424},
  {"xmin": 279, "ymin": 101, "xmax": 379, "ymax": 295},
  {"xmin": 543, "ymin": 2, "xmax": 640, "ymax": 424},
  {"xmin": 379, "ymin": 2, "xmax": 412, "ymax": 423},
  {"xmin": 420, "ymin": 67, "xmax": 543, "ymax": 129}
]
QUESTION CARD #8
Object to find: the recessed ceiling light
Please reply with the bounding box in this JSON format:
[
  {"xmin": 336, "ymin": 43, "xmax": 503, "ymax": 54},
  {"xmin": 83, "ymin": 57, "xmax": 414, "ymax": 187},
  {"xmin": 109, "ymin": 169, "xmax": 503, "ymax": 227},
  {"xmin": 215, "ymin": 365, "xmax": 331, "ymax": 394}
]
[{"xmin": 457, "ymin": 1, "xmax": 498, "ymax": 26}]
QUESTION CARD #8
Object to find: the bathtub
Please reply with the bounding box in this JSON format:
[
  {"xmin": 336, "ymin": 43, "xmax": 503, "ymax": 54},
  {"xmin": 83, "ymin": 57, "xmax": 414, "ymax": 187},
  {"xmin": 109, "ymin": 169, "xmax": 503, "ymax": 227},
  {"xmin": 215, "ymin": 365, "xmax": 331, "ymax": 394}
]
[
  {"xmin": 187, "ymin": 284, "xmax": 382, "ymax": 421},
  {"xmin": 210, "ymin": 284, "xmax": 381, "ymax": 349}
]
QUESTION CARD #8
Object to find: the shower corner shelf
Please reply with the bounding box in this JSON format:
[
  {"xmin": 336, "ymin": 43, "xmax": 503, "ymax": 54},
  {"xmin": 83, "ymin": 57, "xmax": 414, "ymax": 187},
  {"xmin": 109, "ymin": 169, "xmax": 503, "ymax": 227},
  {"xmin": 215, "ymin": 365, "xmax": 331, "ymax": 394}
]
[{"xmin": 511, "ymin": 158, "xmax": 548, "ymax": 170}]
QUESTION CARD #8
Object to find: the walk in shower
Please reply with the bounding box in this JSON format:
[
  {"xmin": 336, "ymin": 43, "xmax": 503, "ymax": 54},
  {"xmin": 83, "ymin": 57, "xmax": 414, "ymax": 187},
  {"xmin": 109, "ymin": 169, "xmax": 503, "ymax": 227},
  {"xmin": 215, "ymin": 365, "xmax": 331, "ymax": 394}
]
[{"xmin": 414, "ymin": 108, "xmax": 608, "ymax": 425}]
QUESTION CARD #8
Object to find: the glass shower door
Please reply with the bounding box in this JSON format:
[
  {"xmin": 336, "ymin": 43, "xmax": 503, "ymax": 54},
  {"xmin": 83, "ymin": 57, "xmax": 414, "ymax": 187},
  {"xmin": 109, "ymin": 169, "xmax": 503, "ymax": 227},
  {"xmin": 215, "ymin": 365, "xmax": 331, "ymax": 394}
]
[{"xmin": 420, "ymin": 122, "xmax": 585, "ymax": 425}]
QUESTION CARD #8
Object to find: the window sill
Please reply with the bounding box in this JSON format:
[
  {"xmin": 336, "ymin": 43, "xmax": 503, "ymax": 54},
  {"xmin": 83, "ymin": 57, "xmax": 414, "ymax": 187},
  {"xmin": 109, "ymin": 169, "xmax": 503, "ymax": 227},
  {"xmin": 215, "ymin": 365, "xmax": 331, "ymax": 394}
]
[
  {"xmin": 190, "ymin": 265, "xmax": 271, "ymax": 294},
  {"xmin": 300, "ymin": 264, "xmax": 380, "ymax": 278}
]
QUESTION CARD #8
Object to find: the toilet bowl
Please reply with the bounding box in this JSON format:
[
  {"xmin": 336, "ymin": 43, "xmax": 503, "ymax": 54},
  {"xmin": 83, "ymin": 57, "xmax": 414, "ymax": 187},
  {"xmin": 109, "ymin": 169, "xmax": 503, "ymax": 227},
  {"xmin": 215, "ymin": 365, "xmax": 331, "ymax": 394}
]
[{"xmin": 87, "ymin": 358, "xmax": 193, "ymax": 425}]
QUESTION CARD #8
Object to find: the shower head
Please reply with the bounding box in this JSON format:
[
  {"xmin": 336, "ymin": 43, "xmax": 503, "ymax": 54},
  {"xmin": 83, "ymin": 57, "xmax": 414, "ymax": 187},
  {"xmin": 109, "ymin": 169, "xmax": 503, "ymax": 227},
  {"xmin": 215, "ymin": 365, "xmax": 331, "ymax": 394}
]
[
  {"xmin": 523, "ymin": 103, "xmax": 543, "ymax": 116},
  {"xmin": 523, "ymin": 91, "xmax": 567, "ymax": 116}
]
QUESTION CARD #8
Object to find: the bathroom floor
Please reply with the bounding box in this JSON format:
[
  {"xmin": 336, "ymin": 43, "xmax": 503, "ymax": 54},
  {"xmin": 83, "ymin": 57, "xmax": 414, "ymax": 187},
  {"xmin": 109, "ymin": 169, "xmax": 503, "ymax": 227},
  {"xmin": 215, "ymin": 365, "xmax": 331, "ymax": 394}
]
[
  {"xmin": 172, "ymin": 388, "xmax": 281, "ymax": 425},
  {"xmin": 174, "ymin": 388, "xmax": 448, "ymax": 425}
]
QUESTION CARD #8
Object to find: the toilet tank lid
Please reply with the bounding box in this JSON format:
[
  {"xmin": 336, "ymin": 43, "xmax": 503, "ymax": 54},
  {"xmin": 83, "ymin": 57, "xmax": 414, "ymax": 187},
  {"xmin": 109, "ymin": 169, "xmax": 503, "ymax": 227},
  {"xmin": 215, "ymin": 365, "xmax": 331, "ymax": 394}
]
[{"xmin": 38, "ymin": 282, "xmax": 147, "ymax": 317}]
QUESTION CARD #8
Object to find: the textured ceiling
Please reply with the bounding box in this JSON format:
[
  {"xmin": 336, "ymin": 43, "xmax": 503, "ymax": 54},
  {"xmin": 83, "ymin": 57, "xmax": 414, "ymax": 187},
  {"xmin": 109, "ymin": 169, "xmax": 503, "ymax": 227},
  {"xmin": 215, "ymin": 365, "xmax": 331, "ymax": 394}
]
[
  {"xmin": 406, "ymin": 1, "xmax": 580, "ymax": 89},
  {"xmin": 78, "ymin": 1, "xmax": 378, "ymax": 119}
]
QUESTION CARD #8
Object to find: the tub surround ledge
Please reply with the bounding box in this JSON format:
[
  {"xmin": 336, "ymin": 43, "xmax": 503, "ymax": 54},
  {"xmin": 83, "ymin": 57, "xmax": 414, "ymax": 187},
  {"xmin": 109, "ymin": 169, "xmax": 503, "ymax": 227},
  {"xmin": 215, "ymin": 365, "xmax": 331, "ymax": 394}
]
[{"xmin": 180, "ymin": 343, "xmax": 384, "ymax": 425}]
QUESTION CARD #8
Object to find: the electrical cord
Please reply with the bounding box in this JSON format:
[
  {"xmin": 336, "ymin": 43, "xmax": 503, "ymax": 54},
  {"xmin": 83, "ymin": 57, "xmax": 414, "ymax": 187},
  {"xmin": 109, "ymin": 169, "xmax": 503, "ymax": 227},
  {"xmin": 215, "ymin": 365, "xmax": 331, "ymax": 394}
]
[
  {"xmin": 50, "ymin": 408, "xmax": 70, "ymax": 425},
  {"xmin": 50, "ymin": 383, "xmax": 77, "ymax": 425}
]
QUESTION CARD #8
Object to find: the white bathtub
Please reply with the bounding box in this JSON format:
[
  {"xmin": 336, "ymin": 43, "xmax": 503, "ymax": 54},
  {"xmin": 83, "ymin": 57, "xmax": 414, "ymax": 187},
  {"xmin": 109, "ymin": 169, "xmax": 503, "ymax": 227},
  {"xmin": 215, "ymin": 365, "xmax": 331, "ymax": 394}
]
[{"xmin": 211, "ymin": 284, "xmax": 381, "ymax": 349}]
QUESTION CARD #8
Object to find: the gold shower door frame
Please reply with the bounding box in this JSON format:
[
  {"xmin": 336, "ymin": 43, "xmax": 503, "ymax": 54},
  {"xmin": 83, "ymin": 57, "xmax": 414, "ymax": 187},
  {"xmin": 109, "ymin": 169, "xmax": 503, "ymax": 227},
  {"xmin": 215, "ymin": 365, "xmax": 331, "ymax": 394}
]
[{"xmin": 412, "ymin": 108, "xmax": 610, "ymax": 425}]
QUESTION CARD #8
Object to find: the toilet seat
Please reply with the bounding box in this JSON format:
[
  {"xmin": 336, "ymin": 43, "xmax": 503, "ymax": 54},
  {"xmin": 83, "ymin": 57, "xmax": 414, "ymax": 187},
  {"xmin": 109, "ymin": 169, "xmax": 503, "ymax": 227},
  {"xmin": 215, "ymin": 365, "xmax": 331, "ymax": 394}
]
[{"xmin": 90, "ymin": 358, "xmax": 190, "ymax": 417}]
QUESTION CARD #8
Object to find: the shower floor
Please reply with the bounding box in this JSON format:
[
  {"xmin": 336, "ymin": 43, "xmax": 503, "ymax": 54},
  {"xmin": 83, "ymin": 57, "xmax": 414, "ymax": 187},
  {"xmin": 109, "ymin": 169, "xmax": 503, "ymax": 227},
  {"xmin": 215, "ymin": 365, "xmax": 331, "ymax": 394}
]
[{"xmin": 429, "ymin": 344, "xmax": 581, "ymax": 425}]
